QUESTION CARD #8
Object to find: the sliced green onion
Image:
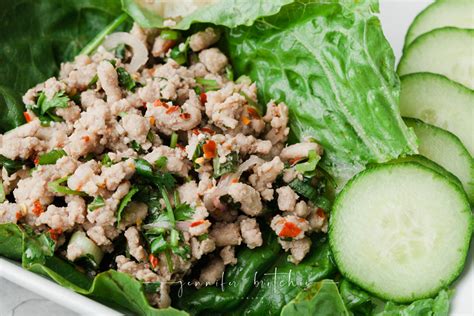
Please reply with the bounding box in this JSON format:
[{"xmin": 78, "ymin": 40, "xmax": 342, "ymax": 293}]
[
  {"xmin": 195, "ymin": 77, "xmax": 220, "ymax": 91},
  {"xmin": 48, "ymin": 177, "xmax": 85, "ymax": 196},
  {"xmin": 225, "ymin": 66, "xmax": 234, "ymax": 81},
  {"xmin": 170, "ymin": 132, "xmax": 178, "ymax": 149},
  {"xmin": 170, "ymin": 47, "xmax": 186, "ymax": 65},
  {"xmin": 160, "ymin": 30, "xmax": 180, "ymax": 41},
  {"xmin": 87, "ymin": 74, "xmax": 98, "ymax": 88},
  {"xmin": 155, "ymin": 156, "xmax": 168, "ymax": 169},
  {"xmin": 150, "ymin": 235, "xmax": 169, "ymax": 253},
  {"xmin": 161, "ymin": 188, "xmax": 175, "ymax": 225},
  {"xmin": 295, "ymin": 150, "xmax": 320, "ymax": 175},
  {"xmin": 0, "ymin": 179, "xmax": 5, "ymax": 203},
  {"xmin": 170, "ymin": 229, "xmax": 179, "ymax": 247},
  {"xmin": 116, "ymin": 186, "xmax": 139, "ymax": 225},
  {"xmin": 165, "ymin": 249, "xmax": 174, "ymax": 272},
  {"xmin": 38, "ymin": 149, "xmax": 67, "ymax": 165},
  {"xmin": 147, "ymin": 131, "xmax": 155, "ymax": 142}
]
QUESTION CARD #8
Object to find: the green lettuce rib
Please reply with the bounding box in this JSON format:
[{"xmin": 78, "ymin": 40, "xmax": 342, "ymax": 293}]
[{"xmin": 225, "ymin": 0, "xmax": 418, "ymax": 183}]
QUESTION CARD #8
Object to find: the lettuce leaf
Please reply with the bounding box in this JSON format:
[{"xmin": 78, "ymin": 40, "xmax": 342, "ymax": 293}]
[
  {"xmin": 225, "ymin": 0, "xmax": 418, "ymax": 183},
  {"xmin": 122, "ymin": 0, "xmax": 293, "ymax": 30},
  {"xmin": 0, "ymin": 223, "xmax": 187, "ymax": 316},
  {"xmin": 281, "ymin": 280, "xmax": 349, "ymax": 316},
  {"xmin": 375, "ymin": 290, "xmax": 451, "ymax": 316}
]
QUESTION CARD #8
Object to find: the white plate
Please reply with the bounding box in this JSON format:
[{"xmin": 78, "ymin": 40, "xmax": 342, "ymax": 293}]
[{"xmin": 1, "ymin": 1, "xmax": 473, "ymax": 315}]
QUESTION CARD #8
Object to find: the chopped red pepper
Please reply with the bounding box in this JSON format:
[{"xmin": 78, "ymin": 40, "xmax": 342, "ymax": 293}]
[
  {"xmin": 200, "ymin": 127, "xmax": 215, "ymax": 135},
  {"xmin": 289, "ymin": 157, "xmax": 303, "ymax": 166},
  {"xmin": 15, "ymin": 212, "xmax": 23, "ymax": 221},
  {"xmin": 153, "ymin": 100, "xmax": 168, "ymax": 108},
  {"xmin": 82, "ymin": 135, "xmax": 90, "ymax": 142},
  {"xmin": 33, "ymin": 156, "xmax": 40, "ymax": 166},
  {"xmin": 278, "ymin": 222, "xmax": 302, "ymax": 238},
  {"xmin": 49, "ymin": 228, "xmax": 63, "ymax": 241},
  {"xmin": 247, "ymin": 107, "xmax": 260, "ymax": 119},
  {"xmin": 180, "ymin": 112, "xmax": 191, "ymax": 120},
  {"xmin": 200, "ymin": 92, "xmax": 207, "ymax": 104},
  {"xmin": 149, "ymin": 254, "xmax": 159, "ymax": 269},
  {"xmin": 162, "ymin": 40, "xmax": 177, "ymax": 53},
  {"xmin": 192, "ymin": 129, "xmax": 200, "ymax": 135},
  {"xmin": 23, "ymin": 112, "xmax": 32, "ymax": 123},
  {"xmin": 316, "ymin": 208, "xmax": 326, "ymax": 219},
  {"xmin": 166, "ymin": 106, "xmax": 179, "ymax": 114},
  {"xmin": 176, "ymin": 143, "xmax": 185, "ymax": 151},
  {"xmin": 203, "ymin": 140, "xmax": 217, "ymax": 159},
  {"xmin": 190, "ymin": 220, "xmax": 205, "ymax": 227},
  {"xmin": 32, "ymin": 200, "xmax": 43, "ymax": 216}
]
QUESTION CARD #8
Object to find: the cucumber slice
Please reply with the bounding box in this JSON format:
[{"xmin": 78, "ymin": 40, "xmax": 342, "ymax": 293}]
[
  {"xmin": 384, "ymin": 154, "xmax": 463, "ymax": 191},
  {"xmin": 329, "ymin": 163, "xmax": 473, "ymax": 303},
  {"xmin": 399, "ymin": 73, "xmax": 474, "ymax": 156},
  {"xmin": 398, "ymin": 28, "xmax": 474, "ymax": 89},
  {"xmin": 404, "ymin": 0, "xmax": 474, "ymax": 49},
  {"xmin": 68, "ymin": 231, "xmax": 104, "ymax": 267},
  {"xmin": 405, "ymin": 118, "xmax": 474, "ymax": 203}
]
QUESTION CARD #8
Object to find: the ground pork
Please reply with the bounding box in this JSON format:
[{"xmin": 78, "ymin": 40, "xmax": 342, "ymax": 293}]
[
  {"xmin": 143, "ymin": 146, "xmax": 190, "ymax": 177},
  {"xmin": 209, "ymin": 222, "xmax": 242, "ymax": 247},
  {"xmin": 263, "ymin": 101, "xmax": 289, "ymax": 145},
  {"xmin": 121, "ymin": 113, "xmax": 151, "ymax": 144},
  {"xmin": 239, "ymin": 217, "xmax": 263, "ymax": 249},
  {"xmin": 0, "ymin": 202, "xmax": 23, "ymax": 224},
  {"xmin": 248, "ymin": 157, "xmax": 285, "ymax": 201},
  {"xmin": 220, "ymin": 246, "xmax": 237, "ymax": 265},
  {"xmin": 280, "ymin": 142, "xmax": 323, "ymax": 161},
  {"xmin": 227, "ymin": 183, "xmax": 263, "ymax": 216},
  {"xmin": 191, "ymin": 237, "xmax": 216, "ymax": 260},
  {"xmin": 199, "ymin": 48, "xmax": 228, "ymax": 74},
  {"xmin": 205, "ymin": 85, "xmax": 245, "ymax": 130},
  {"xmin": 125, "ymin": 227, "xmax": 148, "ymax": 262},
  {"xmin": 116, "ymin": 255, "xmax": 160, "ymax": 282},
  {"xmin": 36, "ymin": 196, "xmax": 86, "ymax": 231},
  {"xmin": 276, "ymin": 186, "xmax": 298, "ymax": 212},
  {"xmin": 279, "ymin": 237, "xmax": 312, "ymax": 264},
  {"xmin": 270, "ymin": 215, "xmax": 310, "ymax": 240},
  {"xmin": 190, "ymin": 27, "xmax": 220, "ymax": 52},
  {"xmin": 97, "ymin": 60, "xmax": 122, "ymax": 103},
  {"xmin": 199, "ymin": 257, "xmax": 225, "ymax": 285}
]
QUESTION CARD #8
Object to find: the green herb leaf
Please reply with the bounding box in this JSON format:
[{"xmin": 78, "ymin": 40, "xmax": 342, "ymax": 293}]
[
  {"xmin": 38, "ymin": 91, "xmax": 70, "ymax": 115},
  {"xmin": 117, "ymin": 186, "xmax": 139, "ymax": 225},
  {"xmin": 101, "ymin": 153, "xmax": 113, "ymax": 167},
  {"xmin": 114, "ymin": 43, "xmax": 126, "ymax": 60},
  {"xmin": 88, "ymin": 196, "xmax": 105, "ymax": 211},
  {"xmin": 130, "ymin": 140, "xmax": 144, "ymax": 153},
  {"xmin": 0, "ymin": 155, "xmax": 25, "ymax": 175},
  {"xmin": 155, "ymin": 156, "xmax": 168, "ymax": 170},
  {"xmin": 375, "ymin": 290, "xmax": 450, "ymax": 316},
  {"xmin": 281, "ymin": 280, "xmax": 349, "ymax": 316},
  {"xmin": 174, "ymin": 203, "xmax": 194, "ymax": 221},
  {"xmin": 48, "ymin": 177, "xmax": 85, "ymax": 196},
  {"xmin": 88, "ymin": 74, "xmax": 98, "ymax": 88},
  {"xmin": 150, "ymin": 235, "xmax": 169, "ymax": 254},
  {"xmin": 117, "ymin": 67, "xmax": 136, "ymax": 91},
  {"xmin": 38, "ymin": 149, "xmax": 67, "ymax": 165},
  {"xmin": 213, "ymin": 152, "xmax": 239, "ymax": 178}
]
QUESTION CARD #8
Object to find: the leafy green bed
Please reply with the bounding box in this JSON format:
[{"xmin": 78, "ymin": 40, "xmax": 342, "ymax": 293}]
[{"xmin": 0, "ymin": 0, "xmax": 449, "ymax": 315}]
